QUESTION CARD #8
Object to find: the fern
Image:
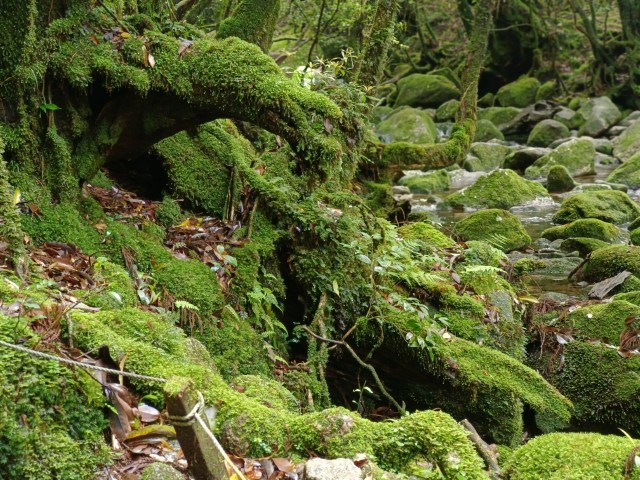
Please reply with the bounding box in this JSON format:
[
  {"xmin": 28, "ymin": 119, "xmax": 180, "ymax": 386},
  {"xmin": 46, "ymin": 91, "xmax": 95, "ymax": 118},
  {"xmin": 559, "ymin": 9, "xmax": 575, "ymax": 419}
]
[{"xmin": 174, "ymin": 300, "xmax": 199, "ymax": 311}]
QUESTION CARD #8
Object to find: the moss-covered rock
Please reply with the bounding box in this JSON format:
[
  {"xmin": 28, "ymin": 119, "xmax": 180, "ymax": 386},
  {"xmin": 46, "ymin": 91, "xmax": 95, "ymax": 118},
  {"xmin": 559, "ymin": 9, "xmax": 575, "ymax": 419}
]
[
  {"xmin": 463, "ymin": 142, "xmax": 511, "ymax": 172},
  {"xmin": 496, "ymin": 77, "xmax": 541, "ymax": 108},
  {"xmin": 435, "ymin": 99, "xmax": 459, "ymax": 122},
  {"xmin": 473, "ymin": 119, "xmax": 505, "ymax": 142},
  {"xmin": 541, "ymin": 218, "xmax": 623, "ymax": 243},
  {"xmin": 560, "ymin": 237, "xmax": 609, "ymax": 257},
  {"xmin": 140, "ymin": 463, "xmax": 184, "ymax": 480},
  {"xmin": 632, "ymin": 228, "xmax": 640, "ymax": 246},
  {"xmin": 606, "ymin": 151, "xmax": 640, "ymax": 188},
  {"xmin": 526, "ymin": 119, "xmax": 570, "ymax": 147},
  {"xmin": 563, "ymin": 300, "xmax": 640, "ymax": 343},
  {"xmin": 398, "ymin": 169, "xmax": 450, "ymax": 193},
  {"xmin": 504, "ymin": 432, "xmax": 640, "ymax": 480},
  {"xmin": 552, "ymin": 190, "xmax": 640, "ymax": 225},
  {"xmin": 478, "ymin": 106, "xmax": 521, "ymax": 127},
  {"xmin": 503, "ymin": 147, "xmax": 549, "ymax": 172},
  {"xmin": 554, "ymin": 106, "xmax": 583, "ymax": 130},
  {"xmin": 454, "ymin": 209, "xmax": 531, "ymax": 252},
  {"xmin": 446, "ymin": 169, "xmax": 550, "ymax": 210},
  {"xmin": 524, "ymin": 137, "xmax": 595, "ymax": 180},
  {"xmin": 613, "ymin": 119, "xmax": 640, "ymax": 161},
  {"xmin": 583, "ymin": 245, "xmax": 640, "ymax": 282},
  {"xmin": 397, "ymin": 221, "xmax": 455, "ymax": 249},
  {"xmin": 546, "ymin": 164, "xmax": 576, "ymax": 193},
  {"xmin": 362, "ymin": 181, "xmax": 395, "ymax": 217},
  {"xmin": 394, "ymin": 74, "xmax": 461, "ymax": 108},
  {"xmin": 535, "ymin": 80, "xmax": 555, "ymax": 101},
  {"xmin": 375, "ymin": 107, "xmax": 438, "ymax": 144},
  {"xmin": 577, "ymin": 96, "xmax": 622, "ymax": 137}
]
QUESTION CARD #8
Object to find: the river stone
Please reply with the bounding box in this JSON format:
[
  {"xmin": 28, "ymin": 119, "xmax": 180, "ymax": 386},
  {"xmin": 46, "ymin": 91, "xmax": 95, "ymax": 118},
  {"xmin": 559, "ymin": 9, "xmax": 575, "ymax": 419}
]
[
  {"xmin": 463, "ymin": 142, "xmax": 512, "ymax": 172},
  {"xmin": 397, "ymin": 221, "xmax": 455, "ymax": 248},
  {"xmin": 394, "ymin": 73, "xmax": 460, "ymax": 108},
  {"xmin": 524, "ymin": 137, "xmax": 595, "ymax": 180},
  {"xmin": 446, "ymin": 169, "xmax": 550, "ymax": 210},
  {"xmin": 594, "ymin": 180, "xmax": 627, "ymax": 192},
  {"xmin": 577, "ymin": 96, "xmax": 622, "ymax": 137},
  {"xmin": 503, "ymin": 147, "xmax": 550, "ymax": 172},
  {"xmin": 436, "ymin": 99, "xmax": 460, "ymax": 121},
  {"xmin": 542, "ymin": 218, "xmax": 623, "ymax": 243},
  {"xmin": 613, "ymin": 119, "xmax": 640, "ymax": 161},
  {"xmin": 375, "ymin": 107, "xmax": 438, "ymax": 144},
  {"xmin": 478, "ymin": 106, "xmax": 521, "ymax": 127},
  {"xmin": 398, "ymin": 169, "xmax": 450, "ymax": 193},
  {"xmin": 473, "ymin": 119, "xmax": 505, "ymax": 142},
  {"xmin": 554, "ymin": 107, "xmax": 584, "ymax": 130},
  {"xmin": 304, "ymin": 458, "xmax": 362, "ymax": 480},
  {"xmin": 448, "ymin": 169, "xmax": 487, "ymax": 190},
  {"xmin": 536, "ymin": 80, "xmax": 556, "ymax": 101},
  {"xmin": 621, "ymin": 111, "xmax": 640, "ymax": 127},
  {"xmin": 140, "ymin": 463, "xmax": 183, "ymax": 480},
  {"xmin": 371, "ymin": 106, "xmax": 394, "ymax": 124},
  {"xmin": 607, "ymin": 152, "xmax": 640, "ymax": 188},
  {"xmin": 592, "ymin": 138, "xmax": 613, "ymax": 154},
  {"xmin": 496, "ymin": 77, "xmax": 541, "ymax": 108},
  {"xmin": 553, "ymin": 190, "xmax": 640, "ymax": 225},
  {"xmin": 583, "ymin": 245, "xmax": 640, "ymax": 282},
  {"xmin": 546, "ymin": 165, "xmax": 576, "ymax": 193},
  {"xmin": 560, "ymin": 237, "xmax": 609, "ymax": 257},
  {"xmin": 454, "ymin": 209, "xmax": 531, "ymax": 252},
  {"xmin": 527, "ymin": 119, "xmax": 570, "ymax": 147}
]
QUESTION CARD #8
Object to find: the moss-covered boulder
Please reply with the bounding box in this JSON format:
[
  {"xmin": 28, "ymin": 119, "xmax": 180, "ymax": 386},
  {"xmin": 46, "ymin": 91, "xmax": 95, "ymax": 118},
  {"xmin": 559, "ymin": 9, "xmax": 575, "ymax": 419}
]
[
  {"xmin": 552, "ymin": 190, "xmax": 640, "ymax": 225},
  {"xmin": 562, "ymin": 300, "xmax": 640, "ymax": 343},
  {"xmin": 397, "ymin": 222, "xmax": 455, "ymax": 249},
  {"xmin": 526, "ymin": 119, "xmax": 570, "ymax": 147},
  {"xmin": 504, "ymin": 432, "xmax": 640, "ymax": 480},
  {"xmin": 394, "ymin": 74, "xmax": 461, "ymax": 108},
  {"xmin": 435, "ymin": 99, "xmax": 460, "ymax": 122},
  {"xmin": 632, "ymin": 227, "xmax": 640, "ymax": 246},
  {"xmin": 496, "ymin": 77, "xmax": 541, "ymax": 108},
  {"xmin": 478, "ymin": 106, "xmax": 521, "ymax": 127},
  {"xmin": 606, "ymin": 151, "xmax": 640, "ymax": 188},
  {"xmin": 545, "ymin": 164, "xmax": 576, "ymax": 193},
  {"xmin": 524, "ymin": 137, "xmax": 595, "ymax": 180},
  {"xmin": 583, "ymin": 245, "xmax": 640, "ymax": 282},
  {"xmin": 463, "ymin": 142, "xmax": 511, "ymax": 172},
  {"xmin": 454, "ymin": 209, "xmax": 531, "ymax": 252},
  {"xmin": 577, "ymin": 96, "xmax": 622, "ymax": 137},
  {"xmin": 613, "ymin": 119, "xmax": 640, "ymax": 161},
  {"xmin": 541, "ymin": 218, "xmax": 623, "ymax": 243},
  {"xmin": 375, "ymin": 107, "xmax": 438, "ymax": 144},
  {"xmin": 503, "ymin": 147, "xmax": 549, "ymax": 172},
  {"xmin": 446, "ymin": 169, "xmax": 550, "ymax": 210},
  {"xmin": 560, "ymin": 237, "xmax": 609, "ymax": 257},
  {"xmin": 473, "ymin": 119, "xmax": 505, "ymax": 142},
  {"xmin": 554, "ymin": 106, "xmax": 583, "ymax": 130},
  {"xmin": 398, "ymin": 169, "xmax": 450, "ymax": 193}
]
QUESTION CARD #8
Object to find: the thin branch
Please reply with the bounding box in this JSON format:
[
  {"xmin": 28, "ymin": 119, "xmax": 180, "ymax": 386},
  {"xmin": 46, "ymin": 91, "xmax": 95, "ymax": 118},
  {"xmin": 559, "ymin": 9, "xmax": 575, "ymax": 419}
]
[{"xmin": 461, "ymin": 419, "xmax": 502, "ymax": 479}]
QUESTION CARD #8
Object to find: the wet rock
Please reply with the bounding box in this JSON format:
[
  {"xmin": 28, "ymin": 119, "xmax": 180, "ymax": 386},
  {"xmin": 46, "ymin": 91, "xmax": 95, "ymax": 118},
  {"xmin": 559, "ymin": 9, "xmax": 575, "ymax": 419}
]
[
  {"xmin": 473, "ymin": 119, "xmax": 505, "ymax": 142},
  {"xmin": 554, "ymin": 107, "xmax": 584, "ymax": 130},
  {"xmin": 594, "ymin": 180, "xmax": 627, "ymax": 192},
  {"xmin": 454, "ymin": 209, "xmax": 531, "ymax": 252},
  {"xmin": 496, "ymin": 76, "xmax": 541, "ymax": 108},
  {"xmin": 524, "ymin": 137, "xmax": 595, "ymax": 180},
  {"xmin": 572, "ymin": 183, "xmax": 612, "ymax": 193},
  {"xmin": 503, "ymin": 147, "xmax": 550, "ymax": 172},
  {"xmin": 536, "ymin": 80, "xmax": 556, "ymax": 101},
  {"xmin": 591, "ymin": 138, "xmax": 613, "ymax": 154},
  {"xmin": 501, "ymin": 101, "xmax": 563, "ymax": 137},
  {"xmin": 435, "ymin": 99, "xmax": 460, "ymax": 121},
  {"xmin": 463, "ymin": 142, "xmax": 512, "ymax": 172},
  {"xmin": 546, "ymin": 165, "xmax": 576, "ymax": 193},
  {"xmin": 620, "ymin": 110, "xmax": 640, "ymax": 127},
  {"xmin": 140, "ymin": 463, "xmax": 183, "ymax": 480},
  {"xmin": 304, "ymin": 458, "xmax": 363, "ymax": 480},
  {"xmin": 394, "ymin": 74, "xmax": 460, "ymax": 108},
  {"xmin": 560, "ymin": 237, "xmax": 609, "ymax": 257},
  {"xmin": 606, "ymin": 152, "xmax": 640, "ymax": 188},
  {"xmin": 375, "ymin": 107, "xmax": 438, "ymax": 144},
  {"xmin": 448, "ymin": 169, "xmax": 487, "ymax": 190},
  {"xmin": 477, "ymin": 106, "xmax": 521, "ymax": 127},
  {"xmin": 577, "ymin": 96, "xmax": 622, "ymax": 137},
  {"xmin": 397, "ymin": 221, "xmax": 456, "ymax": 248},
  {"xmin": 553, "ymin": 190, "xmax": 640, "ymax": 225},
  {"xmin": 527, "ymin": 119, "xmax": 570, "ymax": 147},
  {"xmin": 398, "ymin": 169, "xmax": 450, "ymax": 193},
  {"xmin": 613, "ymin": 119, "xmax": 640, "ymax": 161},
  {"xmin": 371, "ymin": 105, "xmax": 394, "ymax": 124},
  {"xmin": 392, "ymin": 185, "xmax": 411, "ymax": 195},
  {"xmin": 607, "ymin": 125, "xmax": 627, "ymax": 136},
  {"xmin": 594, "ymin": 152, "xmax": 618, "ymax": 166},
  {"xmin": 542, "ymin": 218, "xmax": 623, "ymax": 243}
]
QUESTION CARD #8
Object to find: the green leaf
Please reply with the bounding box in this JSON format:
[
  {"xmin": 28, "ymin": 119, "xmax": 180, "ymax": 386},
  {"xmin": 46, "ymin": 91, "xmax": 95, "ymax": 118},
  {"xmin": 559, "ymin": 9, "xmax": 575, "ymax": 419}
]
[
  {"xmin": 332, "ymin": 279, "xmax": 340, "ymax": 296},
  {"xmin": 357, "ymin": 254, "xmax": 371, "ymax": 264},
  {"xmin": 108, "ymin": 291, "xmax": 123, "ymax": 304},
  {"xmin": 39, "ymin": 103, "xmax": 61, "ymax": 113}
]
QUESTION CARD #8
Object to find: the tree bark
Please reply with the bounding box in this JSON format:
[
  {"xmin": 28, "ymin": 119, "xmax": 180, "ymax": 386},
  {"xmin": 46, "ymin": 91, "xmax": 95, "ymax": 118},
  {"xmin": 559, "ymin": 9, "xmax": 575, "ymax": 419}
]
[
  {"xmin": 216, "ymin": 0, "xmax": 281, "ymax": 53},
  {"xmin": 618, "ymin": 0, "xmax": 640, "ymax": 40}
]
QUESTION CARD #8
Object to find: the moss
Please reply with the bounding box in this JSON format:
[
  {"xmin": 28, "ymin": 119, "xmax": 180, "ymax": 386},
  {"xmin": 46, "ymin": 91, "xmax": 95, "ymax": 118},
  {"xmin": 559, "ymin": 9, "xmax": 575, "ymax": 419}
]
[
  {"xmin": 632, "ymin": 227, "xmax": 640, "ymax": 246},
  {"xmin": 504, "ymin": 433, "xmax": 640, "ymax": 480},
  {"xmin": 435, "ymin": 99, "xmax": 460, "ymax": 122},
  {"xmin": 613, "ymin": 118, "xmax": 640, "ymax": 161},
  {"xmin": 472, "ymin": 119, "xmax": 505, "ymax": 142},
  {"xmin": 562, "ymin": 300, "xmax": 640, "ymax": 343},
  {"xmin": 216, "ymin": 0, "xmax": 281, "ymax": 53},
  {"xmin": 454, "ymin": 209, "xmax": 531, "ymax": 252},
  {"xmin": 446, "ymin": 169, "xmax": 550, "ymax": 210},
  {"xmin": 397, "ymin": 222, "xmax": 455, "ymax": 249},
  {"xmin": 559, "ymin": 237, "xmax": 609, "ymax": 257},
  {"xmin": 394, "ymin": 74, "xmax": 461, "ymax": 108},
  {"xmin": 545, "ymin": 164, "xmax": 575, "ymax": 193},
  {"xmin": 101, "ymin": 220, "xmax": 172, "ymax": 270},
  {"xmin": 541, "ymin": 218, "xmax": 623, "ymax": 243},
  {"xmin": 375, "ymin": 107, "xmax": 438, "ymax": 144},
  {"xmin": 607, "ymin": 151, "xmax": 640, "ymax": 188},
  {"xmin": 80, "ymin": 258, "xmax": 137, "ymax": 309},
  {"xmin": 526, "ymin": 119, "xmax": 569, "ymax": 148},
  {"xmin": 512, "ymin": 258, "xmax": 546, "ymax": 278},
  {"xmin": 496, "ymin": 77, "xmax": 540, "ymax": 108},
  {"xmin": 398, "ymin": 170, "xmax": 451, "ymax": 194},
  {"xmin": 154, "ymin": 197, "xmax": 183, "ymax": 228},
  {"xmin": 0, "ymin": 138, "xmax": 26, "ymax": 261},
  {"xmin": 362, "ymin": 181, "xmax": 395, "ymax": 217},
  {"xmin": 462, "ymin": 240, "xmax": 509, "ymax": 268},
  {"xmin": 477, "ymin": 106, "xmax": 521, "ymax": 127},
  {"xmin": 583, "ymin": 245, "xmax": 640, "ymax": 282},
  {"xmin": 463, "ymin": 142, "xmax": 511, "ymax": 172},
  {"xmin": 552, "ymin": 190, "xmax": 640, "ymax": 225},
  {"xmin": 524, "ymin": 137, "xmax": 595, "ymax": 180},
  {"xmin": 140, "ymin": 463, "xmax": 184, "ymax": 480},
  {"xmin": 232, "ymin": 375, "xmax": 299, "ymax": 412}
]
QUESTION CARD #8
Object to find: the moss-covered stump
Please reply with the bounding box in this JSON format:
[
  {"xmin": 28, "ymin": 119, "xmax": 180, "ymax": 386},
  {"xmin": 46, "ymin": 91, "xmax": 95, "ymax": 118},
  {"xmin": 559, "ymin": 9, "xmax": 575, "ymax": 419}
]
[
  {"xmin": 545, "ymin": 164, "xmax": 575, "ymax": 193},
  {"xmin": 504, "ymin": 433, "xmax": 640, "ymax": 480},
  {"xmin": 541, "ymin": 218, "xmax": 623, "ymax": 243},
  {"xmin": 67, "ymin": 308, "xmax": 488, "ymax": 477},
  {"xmin": 397, "ymin": 222, "xmax": 455, "ymax": 249},
  {"xmin": 552, "ymin": 190, "xmax": 640, "ymax": 225},
  {"xmin": 526, "ymin": 119, "xmax": 570, "ymax": 148},
  {"xmin": 446, "ymin": 169, "xmax": 550, "ymax": 210},
  {"xmin": 463, "ymin": 142, "xmax": 511, "ymax": 172},
  {"xmin": 496, "ymin": 77, "xmax": 541, "ymax": 108},
  {"xmin": 394, "ymin": 74, "xmax": 461, "ymax": 108},
  {"xmin": 398, "ymin": 170, "xmax": 450, "ymax": 194},
  {"xmin": 606, "ymin": 152, "xmax": 640, "ymax": 189},
  {"xmin": 375, "ymin": 107, "xmax": 438, "ymax": 144},
  {"xmin": 582, "ymin": 245, "xmax": 640, "ymax": 282},
  {"xmin": 454, "ymin": 209, "xmax": 531, "ymax": 252},
  {"xmin": 524, "ymin": 138, "xmax": 596, "ymax": 180}
]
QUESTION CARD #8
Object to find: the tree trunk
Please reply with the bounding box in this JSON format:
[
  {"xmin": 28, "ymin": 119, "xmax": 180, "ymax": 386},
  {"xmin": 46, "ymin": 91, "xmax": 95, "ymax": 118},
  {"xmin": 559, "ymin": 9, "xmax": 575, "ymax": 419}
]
[
  {"xmin": 618, "ymin": 0, "xmax": 640, "ymax": 40},
  {"xmin": 216, "ymin": 0, "xmax": 281, "ymax": 53}
]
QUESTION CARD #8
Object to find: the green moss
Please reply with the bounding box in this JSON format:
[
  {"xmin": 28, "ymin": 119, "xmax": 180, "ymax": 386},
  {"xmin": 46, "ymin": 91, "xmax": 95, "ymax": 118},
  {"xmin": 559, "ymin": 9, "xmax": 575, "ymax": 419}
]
[
  {"xmin": 553, "ymin": 190, "xmax": 640, "ymax": 225},
  {"xmin": 463, "ymin": 142, "xmax": 511, "ymax": 172},
  {"xmin": 512, "ymin": 258, "xmax": 546, "ymax": 277},
  {"xmin": 477, "ymin": 106, "xmax": 521, "ymax": 127},
  {"xmin": 559, "ymin": 237, "xmax": 609, "ymax": 257},
  {"xmin": 140, "ymin": 463, "xmax": 183, "ymax": 480},
  {"xmin": 545, "ymin": 164, "xmax": 576, "ymax": 193},
  {"xmin": 454, "ymin": 209, "xmax": 531, "ymax": 252},
  {"xmin": 398, "ymin": 170, "xmax": 451, "ymax": 194},
  {"xmin": 607, "ymin": 151, "xmax": 640, "ymax": 188},
  {"xmin": 472, "ymin": 119, "xmax": 505, "ymax": 142},
  {"xmin": 504, "ymin": 432, "xmax": 640, "ymax": 480},
  {"xmin": 397, "ymin": 222, "xmax": 455, "ymax": 249},
  {"xmin": 101, "ymin": 220, "xmax": 172, "ymax": 270},
  {"xmin": 216, "ymin": 0, "xmax": 281, "ymax": 52},
  {"xmin": 394, "ymin": 74, "xmax": 461, "ymax": 108},
  {"xmin": 526, "ymin": 119, "xmax": 569, "ymax": 148},
  {"xmin": 80, "ymin": 258, "xmax": 137, "ymax": 309},
  {"xmin": 524, "ymin": 137, "xmax": 595, "ymax": 180},
  {"xmin": 232, "ymin": 375, "xmax": 299, "ymax": 412},
  {"xmin": 563, "ymin": 300, "xmax": 640, "ymax": 343},
  {"xmin": 446, "ymin": 169, "xmax": 550, "ymax": 210},
  {"xmin": 362, "ymin": 181, "xmax": 395, "ymax": 217},
  {"xmin": 375, "ymin": 107, "xmax": 438, "ymax": 144},
  {"xmin": 496, "ymin": 77, "xmax": 540, "ymax": 108},
  {"xmin": 462, "ymin": 240, "xmax": 509, "ymax": 268},
  {"xmin": 632, "ymin": 228, "xmax": 640, "ymax": 246},
  {"xmin": 155, "ymin": 197, "xmax": 183, "ymax": 228},
  {"xmin": 541, "ymin": 218, "xmax": 623, "ymax": 243}
]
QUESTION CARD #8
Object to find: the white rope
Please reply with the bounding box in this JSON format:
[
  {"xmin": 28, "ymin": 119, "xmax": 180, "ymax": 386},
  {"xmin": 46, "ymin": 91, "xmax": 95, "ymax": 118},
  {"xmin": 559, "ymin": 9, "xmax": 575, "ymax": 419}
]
[
  {"xmin": 167, "ymin": 391, "xmax": 204, "ymax": 426},
  {"xmin": 195, "ymin": 411, "xmax": 248, "ymax": 480},
  {"xmin": 0, "ymin": 339, "xmax": 167, "ymax": 383}
]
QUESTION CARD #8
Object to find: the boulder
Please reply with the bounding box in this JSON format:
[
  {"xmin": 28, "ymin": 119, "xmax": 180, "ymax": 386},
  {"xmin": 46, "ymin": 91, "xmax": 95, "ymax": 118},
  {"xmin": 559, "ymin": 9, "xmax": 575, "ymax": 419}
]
[
  {"xmin": 478, "ymin": 92, "xmax": 495, "ymax": 107},
  {"xmin": 304, "ymin": 458, "xmax": 362, "ymax": 480},
  {"xmin": 375, "ymin": 107, "xmax": 438, "ymax": 144},
  {"xmin": 607, "ymin": 152, "xmax": 640, "ymax": 188},
  {"xmin": 553, "ymin": 190, "xmax": 640, "ymax": 225},
  {"xmin": 621, "ymin": 110, "xmax": 640, "ymax": 127},
  {"xmin": 577, "ymin": 96, "xmax": 622, "ymax": 137},
  {"xmin": 473, "ymin": 119, "xmax": 505, "ymax": 142},
  {"xmin": 398, "ymin": 169, "xmax": 450, "ymax": 193},
  {"xmin": 446, "ymin": 169, "xmax": 550, "ymax": 210},
  {"xmin": 546, "ymin": 164, "xmax": 575, "ymax": 193},
  {"xmin": 527, "ymin": 119, "xmax": 570, "ymax": 147},
  {"xmin": 397, "ymin": 221, "xmax": 456, "ymax": 249},
  {"xmin": 463, "ymin": 142, "xmax": 512, "ymax": 172},
  {"xmin": 140, "ymin": 463, "xmax": 184, "ymax": 480},
  {"xmin": 503, "ymin": 147, "xmax": 550, "ymax": 172},
  {"xmin": 454, "ymin": 209, "xmax": 531, "ymax": 252},
  {"xmin": 435, "ymin": 99, "xmax": 459, "ymax": 122},
  {"xmin": 524, "ymin": 137, "xmax": 595, "ymax": 180},
  {"xmin": 477, "ymin": 106, "xmax": 521, "ymax": 127},
  {"xmin": 394, "ymin": 74, "xmax": 460, "ymax": 108},
  {"xmin": 583, "ymin": 245, "xmax": 640, "ymax": 282},
  {"xmin": 554, "ymin": 107, "xmax": 584, "ymax": 130},
  {"xmin": 501, "ymin": 101, "xmax": 564, "ymax": 137},
  {"xmin": 613, "ymin": 119, "xmax": 640, "ymax": 161},
  {"xmin": 541, "ymin": 218, "xmax": 623, "ymax": 243},
  {"xmin": 496, "ymin": 77, "xmax": 541, "ymax": 108},
  {"xmin": 560, "ymin": 237, "xmax": 609, "ymax": 257},
  {"xmin": 631, "ymin": 228, "xmax": 640, "ymax": 246},
  {"xmin": 535, "ymin": 80, "xmax": 556, "ymax": 101}
]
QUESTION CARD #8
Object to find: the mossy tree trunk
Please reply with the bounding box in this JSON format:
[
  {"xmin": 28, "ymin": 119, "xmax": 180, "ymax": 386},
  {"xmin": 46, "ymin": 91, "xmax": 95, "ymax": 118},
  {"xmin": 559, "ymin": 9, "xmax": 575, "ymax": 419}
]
[
  {"xmin": 617, "ymin": 0, "xmax": 640, "ymax": 40},
  {"xmin": 216, "ymin": 0, "xmax": 281, "ymax": 53}
]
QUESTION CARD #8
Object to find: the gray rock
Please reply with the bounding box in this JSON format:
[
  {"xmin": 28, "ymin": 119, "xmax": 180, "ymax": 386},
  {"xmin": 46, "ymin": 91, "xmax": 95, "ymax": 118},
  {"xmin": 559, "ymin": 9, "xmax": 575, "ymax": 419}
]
[
  {"xmin": 448, "ymin": 169, "xmax": 487, "ymax": 190},
  {"xmin": 392, "ymin": 185, "xmax": 411, "ymax": 194},
  {"xmin": 473, "ymin": 119, "xmax": 505, "ymax": 142},
  {"xmin": 140, "ymin": 463, "xmax": 183, "ymax": 480},
  {"xmin": 577, "ymin": 96, "xmax": 622, "ymax": 137},
  {"xmin": 527, "ymin": 119, "xmax": 570, "ymax": 147},
  {"xmin": 501, "ymin": 101, "xmax": 563, "ymax": 137},
  {"xmin": 375, "ymin": 107, "xmax": 438, "ymax": 144},
  {"xmin": 304, "ymin": 458, "xmax": 363, "ymax": 480},
  {"xmin": 613, "ymin": 119, "xmax": 640, "ymax": 161},
  {"xmin": 463, "ymin": 142, "xmax": 512, "ymax": 172},
  {"xmin": 435, "ymin": 99, "xmax": 460, "ymax": 122},
  {"xmin": 607, "ymin": 125, "xmax": 627, "ymax": 136},
  {"xmin": 592, "ymin": 138, "xmax": 613, "ymax": 154},
  {"xmin": 504, "ymin": 147, "xmax": 550, "ymax": 172},
  {"xmin": 554, "ymin": 106, "xmax": 583, "ymax": 129},
  {"xmin": 621, "ymin": 110, "xmax": 640, "ymax": 127},
  {"xmin": 524, "ymin": 137, "xmax": 596, "ymax": 180}
]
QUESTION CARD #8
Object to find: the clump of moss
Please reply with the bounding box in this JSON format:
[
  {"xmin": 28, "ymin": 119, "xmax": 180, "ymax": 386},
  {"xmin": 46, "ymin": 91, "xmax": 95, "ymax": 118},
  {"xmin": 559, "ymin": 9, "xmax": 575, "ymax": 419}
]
[
  {"xmin": 397, "ymin": 221, "xmax": 455, "ymax": 249},
  {"xmin": 80, "ymin": 258, "xmax": 137, "ymax": 309},
  {"xmin": 362, "ymin": 181, "xmax": 395, "ymax": 217},
  {"xmin": 562, "ymin": 300, "xmax": 640, "ymax": 343},
  {"xmin": 154, "ymin": 197, "xmax": 183, "ymax": 228},
  {"xmin": 541, "ymin": 218, "xmax": 623, "ymax": 243},
  {"xmin": 454, "ymin": 209, "xmax": 531, "ymax": 252},
  {"xmin": 583, "ymin": 245, "xmax": 640, "ymax": 282},
  {"xmin": 398, "ymin": 169, "xmax": 451, "ymax": 193},
  {"xmin": 559, "ymin": 237, "xmax": 608, "ymax": 257},
  {"xmin": 232, "ymin": 375, "xmax": 299, "ymax": 412},
  {"xmin": 553, "ymin": 190, "xmax": 640, "ymax": 225}
]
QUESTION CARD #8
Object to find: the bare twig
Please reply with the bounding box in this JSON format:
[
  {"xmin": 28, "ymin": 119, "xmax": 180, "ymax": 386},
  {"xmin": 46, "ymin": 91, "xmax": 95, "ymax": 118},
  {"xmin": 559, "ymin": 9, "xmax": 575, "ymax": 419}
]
[{"xmin": 461, "ymin": 419, "xmax": 502, "ymax": 479}]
